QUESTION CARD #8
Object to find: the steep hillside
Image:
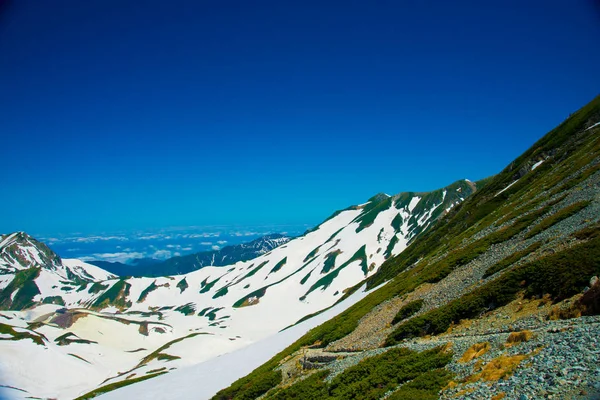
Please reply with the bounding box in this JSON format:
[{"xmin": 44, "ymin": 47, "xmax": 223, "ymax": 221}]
[
  {"xmin": 198, "ymin": 95, "xmax": 600, "ymax": 400},
  {"xmin": 91, "ymin": 234, "xmax": 292, "ymax": 277},
  {"xmin": 0, "ymin": 180, "xmax": 477, "ymax": 399}
]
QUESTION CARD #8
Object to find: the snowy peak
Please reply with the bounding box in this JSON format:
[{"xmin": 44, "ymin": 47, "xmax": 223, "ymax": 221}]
[{"xmin": 0, "ymin": 231, "xmax": 62, "ymax": 273}]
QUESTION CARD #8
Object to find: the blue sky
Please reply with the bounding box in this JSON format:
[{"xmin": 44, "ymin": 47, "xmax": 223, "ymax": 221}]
[{"xmin": 1, "ymin": 1, "xmax": 599, "ymax": 235}]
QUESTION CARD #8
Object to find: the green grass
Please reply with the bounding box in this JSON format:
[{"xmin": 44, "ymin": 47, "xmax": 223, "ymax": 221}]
[
  {"xmin": 213, "ymin": 286, "xmax": 228, "ymax": 298},
  {"xmin": 354, "ymin": 196, "xmax": 393, "ymax": 232}
]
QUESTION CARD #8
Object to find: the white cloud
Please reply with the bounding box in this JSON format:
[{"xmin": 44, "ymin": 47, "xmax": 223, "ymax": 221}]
[
  {"xmin": 217, "ymin": 240, "xmax": 228, "ymax": 245},
  {"xmin": 151, "ymin": 250, "xmax": 172, "ymax": 260},
  {"xmin": 81, "ymin": 252, "xmax": 145, "ymax": 264},
  {"xmin": 211, "ymin": 245, "xmax": 220, "ymax": 251},
  {"xmin": 181, "ymin": 247, "xmax": 192, "ymax": 251},
  {"xmin": 200, "ymin": 242, "xmax": 213, "ymax": 246}
]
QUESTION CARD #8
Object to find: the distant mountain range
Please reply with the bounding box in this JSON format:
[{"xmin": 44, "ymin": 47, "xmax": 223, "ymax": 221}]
[{"xmin": 89, "ymin": 233, "xmax": 291, "ymax": 277}]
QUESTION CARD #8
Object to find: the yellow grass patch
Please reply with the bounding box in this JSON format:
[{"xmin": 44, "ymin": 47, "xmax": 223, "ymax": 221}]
[
  {"xmin": 505, "ymin": 330, "xmax": 535, "ymax": 346},
  {"xmin": 459, "ymin": 342, "xmax": 490, "ymax": 363},
  {"xmin": 466, "ymin": 354, "xmax": 528, "ymax": 382},
  {"xmin": 491, "ymin": 392, "xmax": 506, "ymax": 400}
]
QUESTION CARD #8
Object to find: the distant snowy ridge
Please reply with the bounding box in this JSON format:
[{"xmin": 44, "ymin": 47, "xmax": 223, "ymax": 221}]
[{"xmin": 0, "ymin": 179, "xmax": 480, "ymax": 400}]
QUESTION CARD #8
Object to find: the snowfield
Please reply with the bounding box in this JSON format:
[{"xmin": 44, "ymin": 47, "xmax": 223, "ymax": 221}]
[{"xmin": 0, "ymin": 180, "xmax": 476, "ymax": 399}]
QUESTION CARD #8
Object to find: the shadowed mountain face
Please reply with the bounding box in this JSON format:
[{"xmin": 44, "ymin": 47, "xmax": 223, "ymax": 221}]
[{"xmin": 89, "ymin": 233, "xmax": 292, "ymax": 277}]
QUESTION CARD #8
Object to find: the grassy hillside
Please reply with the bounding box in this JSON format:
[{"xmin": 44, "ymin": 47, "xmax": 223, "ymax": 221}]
[{"xmin": 213, "ymin": 94, "xmax": 600, "ymax": 399}]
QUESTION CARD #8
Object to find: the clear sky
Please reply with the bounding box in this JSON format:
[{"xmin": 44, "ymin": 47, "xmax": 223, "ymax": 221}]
[{"xmin": 1, "ymin": 0, "xmax": 599, "ymax": 235}]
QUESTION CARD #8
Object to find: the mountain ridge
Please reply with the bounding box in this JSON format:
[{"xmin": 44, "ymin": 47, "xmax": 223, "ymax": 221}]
[{"xmin": 0, "ymin": 178, "xmax": 480, "ymax": 400}]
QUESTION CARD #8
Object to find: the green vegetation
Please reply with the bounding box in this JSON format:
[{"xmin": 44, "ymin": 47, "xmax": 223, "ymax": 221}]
[
  {"xmin": 91, "ymin": 280, "xmax": 132, "ymax": 310},
  {"xmin": 0, "ymin": 267, "xmax": 41, "ymax": 310},
  {"xmin": 137, "ymin": 281, "xmax": 158, "ymax": 302},
  {"xmin": 176, "ymin": 277, "xmax": 188, "ymax": 293},
  {"xmin": 269, "ymin": 257, "xmax": 287, "ymax": 274},
  {"xmin": 200, "ymin": 276, "xmax": 222, "ymax": 294},
  {"xmin": 174, "ymin": 302, "xmax": 196, "ymax": 316},
  {"xmin": 321, "ymin": 251, "xmax": 341, "ymax": 274},
  {"xmin": 42, "ymin": 296, "xmax": 65, "ymax": 306},
  {"xmin": 302, "ymin": 246, "xmax": 366, "ymax": 300},
  {"xmin": 386, "ymin": 235, "xmax": 600, "ymax": 345},
  {"xmin": 483, "ymin": 241, "xmax": 542, "ymax": 278},
  {"xmin": 213, "ymin": 286, "xmax": 228, "ymax": 299},
  {"xmin": 391, "ymin": 213, "xmax": 403, "ymax": 232},
  {"xmin": 88, "ymin": 282, "xmax": 109, "ymax": 294},
  {"xmin": 139, "ymin": 332, "xmax": 209, "ymax": 366},
  {"xmin": 0, "ymin": 322, "xmax": 45, "ymax": 345},
  {"xmin": 262, "ymin": 347, "xmax": 451, "ymax": 400},
  {"xmin": 300, "ymin": 269, "xmax": 314, "ymax": 285},
  {"xmin": 387, "ymin": 369, "xmax": 453, "ymax": 400},
  {"xmin": 392, "ymin": 299, "xmax": 424, "ymax": 324},
  {"xmin": 524, "ymin": 200, "xmax": 591, "ymax": 239},
  {"xmin": 237, "ymin": 261, "xmax": 269, "ymax": 282},
  {"xmin": 384, "ymin": 234, "xmax": 399, "ymax": 259},
  {"xmin": 354, "ymin": 196, "xmax": 393, "ymax": 233},
  {"xmin": 304, "ymin": 246, "xmax": 320, "ymax": 262},
  {"xmin": 75, "ymin": 372, "xmax": 168, "ymax": 399},
  {"xmin": 55, "ymin": 332, "xmax": 97, "ymax": 346}
]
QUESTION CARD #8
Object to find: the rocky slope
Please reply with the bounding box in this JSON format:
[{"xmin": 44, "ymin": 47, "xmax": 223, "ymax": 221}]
[{"xmin": 200, "ymin": 95, "xmax": 600, "ymax": 400}]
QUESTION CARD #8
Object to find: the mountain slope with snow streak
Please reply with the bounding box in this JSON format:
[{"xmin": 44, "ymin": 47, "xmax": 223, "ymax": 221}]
[{"xmin": 0, "ymin": 180, "xmax": 479, "ymax": 400}]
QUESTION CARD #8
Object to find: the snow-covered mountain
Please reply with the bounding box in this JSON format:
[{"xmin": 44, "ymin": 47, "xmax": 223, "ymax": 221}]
[{"xmin": 0, "ymin": 180, "xmax": 478, "ymax": 400}]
